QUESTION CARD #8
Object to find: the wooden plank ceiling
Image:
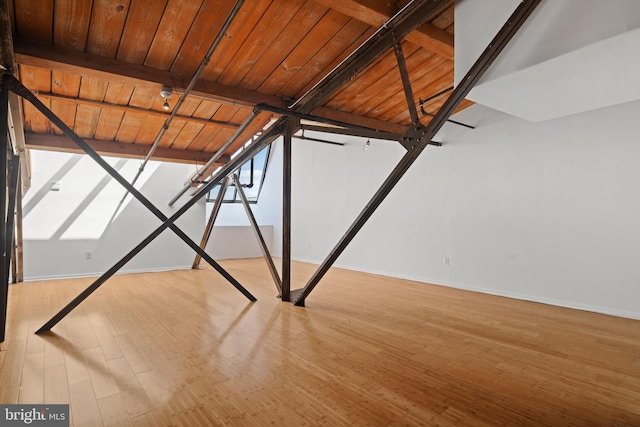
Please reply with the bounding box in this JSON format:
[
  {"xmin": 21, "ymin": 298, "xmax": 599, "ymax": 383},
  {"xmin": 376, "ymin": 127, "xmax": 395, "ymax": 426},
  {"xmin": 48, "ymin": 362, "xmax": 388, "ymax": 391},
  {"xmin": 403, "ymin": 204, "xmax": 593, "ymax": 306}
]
[{"xmin": 7, "ymin": 0, "xmax": 467, "ymax": 173}]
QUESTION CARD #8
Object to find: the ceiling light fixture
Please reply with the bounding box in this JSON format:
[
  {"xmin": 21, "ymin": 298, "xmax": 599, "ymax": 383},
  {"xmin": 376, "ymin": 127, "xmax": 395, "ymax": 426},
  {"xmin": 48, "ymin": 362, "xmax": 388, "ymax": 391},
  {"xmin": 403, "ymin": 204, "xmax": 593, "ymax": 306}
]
[
  {"xmin": 363, "ymin": 138, "xmax": 371, "ymax": 151},
  {"xmin": 160, "ymin": 85, "xmax": 173, "ymax": 111}
]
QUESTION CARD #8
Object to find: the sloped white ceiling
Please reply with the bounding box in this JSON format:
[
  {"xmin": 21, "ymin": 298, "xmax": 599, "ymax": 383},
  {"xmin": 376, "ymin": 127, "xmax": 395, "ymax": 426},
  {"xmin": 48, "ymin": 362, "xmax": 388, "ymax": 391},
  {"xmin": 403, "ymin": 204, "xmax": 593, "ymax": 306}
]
[{"xmin": 455, "ymin": 0, "xmax": 640, "ymax": 122}]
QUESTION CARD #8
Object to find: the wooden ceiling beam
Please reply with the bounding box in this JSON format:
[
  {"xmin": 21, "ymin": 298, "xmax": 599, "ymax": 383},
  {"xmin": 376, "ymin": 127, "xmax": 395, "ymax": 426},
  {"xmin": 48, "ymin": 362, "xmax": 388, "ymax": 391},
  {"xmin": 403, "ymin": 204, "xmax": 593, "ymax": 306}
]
[
  {"xmin": 24, "ymin": 133, "xmax": 230, "ymax": 165},
  {"xmin": 37, "ymin": 92, "xmax": 240, "ymax": 129},
  {"xmin": 14, "ymin": 39, "xmax": 408, "ymax": 136},
  {"xmin": 13, "ymin": 39, "xmax": 284, "ymax": 108},
  {"xmin": 313, "ymin": 0, "xmax": 454, "ymax": 59},
  {"xmin": 0, "ymin": 0, "xmax": 15, "ymax": 72}
]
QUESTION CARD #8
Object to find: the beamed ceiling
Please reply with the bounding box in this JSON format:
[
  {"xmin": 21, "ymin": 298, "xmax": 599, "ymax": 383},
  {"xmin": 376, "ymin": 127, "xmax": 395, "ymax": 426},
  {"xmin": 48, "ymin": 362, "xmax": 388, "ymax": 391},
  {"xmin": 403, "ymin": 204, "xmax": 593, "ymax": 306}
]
[{"xmin": 3, "ymin": 0, "xmax": 471, "ymax": 180}]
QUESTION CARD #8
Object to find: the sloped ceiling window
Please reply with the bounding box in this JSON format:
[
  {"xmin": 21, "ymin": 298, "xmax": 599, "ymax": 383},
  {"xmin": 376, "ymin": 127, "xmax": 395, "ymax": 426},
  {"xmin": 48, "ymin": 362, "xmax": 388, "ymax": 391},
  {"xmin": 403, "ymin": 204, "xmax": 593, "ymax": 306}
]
[{"xmin": 207, "ymin": 144, "xmax": 271, "ymax": 204}]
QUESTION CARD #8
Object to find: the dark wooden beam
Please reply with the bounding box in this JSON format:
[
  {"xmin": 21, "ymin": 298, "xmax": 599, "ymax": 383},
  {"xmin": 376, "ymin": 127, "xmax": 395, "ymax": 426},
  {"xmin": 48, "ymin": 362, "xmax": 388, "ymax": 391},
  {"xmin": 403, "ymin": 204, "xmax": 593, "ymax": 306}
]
[
  {"xmin": 314, "ymin": 0, "xmax": 454, "ymax": 59},
  {"xmin": 0, "ymin": 0, "xmax": 14, "ymax": 72},
  {"xmin": 14, "ymin": 40, "xmax": 412, "ymax": 138},
  {"xmin": 14, "ymin": 39, "xmax": 284, "ymax": 108},
  {"xmin": 24, "ymin": 133, "xmax": 230, "ymax": 165},
  {"xmin": 38, "ymin": 92, "xmax": 240, "ymax": 129}
]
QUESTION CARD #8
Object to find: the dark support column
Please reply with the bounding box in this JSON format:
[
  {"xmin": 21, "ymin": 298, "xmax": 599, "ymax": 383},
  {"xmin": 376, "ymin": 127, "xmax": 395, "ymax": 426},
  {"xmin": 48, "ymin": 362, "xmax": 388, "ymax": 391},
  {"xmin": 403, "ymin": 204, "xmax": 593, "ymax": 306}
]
[
  {"xmin": 15, "ymin": 172, "xmax": 23, "ymax": 283},
  {"xmin": 292, "ymin": 0, "xmax": 542, "ymax": 306},
  {"xmin": 0, "ymin": 75, "xmax": 9, "ymax": 342},
  {"xmin": 192, "ymin": 176, "xmax": 230, "ymax": 269},
  {"xmin": 10, "ymin": 231, "xmax": 15, "ymax": 284},
  {"xmin": 281, "ymin": 121, "xmax": 293, "ymax": 302},
  {"xmin": 232, "ymin": 174, "xmax": 282, "ymax": 295},
  {"xmin": 4, "ymin": 155, "xmax": 19, "ymax": 290}
]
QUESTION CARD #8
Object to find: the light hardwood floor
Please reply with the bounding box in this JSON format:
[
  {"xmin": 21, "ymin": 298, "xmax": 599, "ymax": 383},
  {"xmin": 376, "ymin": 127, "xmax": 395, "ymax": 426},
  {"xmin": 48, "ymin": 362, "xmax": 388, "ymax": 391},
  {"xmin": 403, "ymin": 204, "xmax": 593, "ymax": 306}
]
[{"xmin": 1, "ymin": 258, "xmax": 639, "ymax": 426}]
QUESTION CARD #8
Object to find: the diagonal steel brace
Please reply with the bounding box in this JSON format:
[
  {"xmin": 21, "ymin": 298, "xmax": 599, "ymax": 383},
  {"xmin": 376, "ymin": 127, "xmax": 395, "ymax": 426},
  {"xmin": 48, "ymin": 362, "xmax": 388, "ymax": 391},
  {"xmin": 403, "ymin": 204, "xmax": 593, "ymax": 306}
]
[
  {"xmin": 5, "ymin": 75, "xmax": 257, "ymax": 332},
  {"xmin": 291, "ymin": 0, "xmax": 543, "ymax": 306},
  {"xmin": 32, "ymin": 109, "xmax": 286, "ymax": 333}
]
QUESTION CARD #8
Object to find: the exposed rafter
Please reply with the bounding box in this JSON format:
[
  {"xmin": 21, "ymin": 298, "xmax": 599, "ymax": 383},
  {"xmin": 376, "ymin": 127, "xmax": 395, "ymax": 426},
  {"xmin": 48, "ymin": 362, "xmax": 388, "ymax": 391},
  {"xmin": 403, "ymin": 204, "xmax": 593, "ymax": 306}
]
[
  {"xmin": 14, "ymin": 40, "xmax": 283, "ymax": 108},
  {"xmin": 37, "ymin": 92, "xmax": 240, "ymax": 129},
  {"xmin": 0, "ymin": 0, "xmax": 14, "ymax": 72},
  {"xmin": 14, "ymin": 40, "xmax": 407, "ymax": 139},
  {"xmin": 24, "ymin": 133, "xmax": 230, "ymax": 165},
  {"xmin": 312, "ymin": 0, "xmax": 454, "ymax": 59}
]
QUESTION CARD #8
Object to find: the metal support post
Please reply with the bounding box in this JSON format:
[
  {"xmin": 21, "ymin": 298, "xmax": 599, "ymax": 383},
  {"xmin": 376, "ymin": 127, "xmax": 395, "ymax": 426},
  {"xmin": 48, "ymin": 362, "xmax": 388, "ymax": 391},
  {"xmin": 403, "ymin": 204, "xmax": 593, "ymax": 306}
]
[
  {"xmin": 0, "ymin": 75, "xmax": 9, "ymax": 342},
  {"xmin": 281, "ymin": 121, "xmax": 293, "ymax": 302},
  {"xmin": 4, "ymin": 155, "xmax": 19, "ymax": 291},
  {"xmin": 232, "ymin": 174, "xmax": 282, "ymax": 295},
  {"xmin": 291, "ymin": 0, "xmax": 543, "ymax": 306},
  {"xmin": 192, "ymin": 176, "xmax": 231, "ymax": 269},
  {"xmin": 15, "ymin": 171, "xmax": 23, "ymax": 283}
]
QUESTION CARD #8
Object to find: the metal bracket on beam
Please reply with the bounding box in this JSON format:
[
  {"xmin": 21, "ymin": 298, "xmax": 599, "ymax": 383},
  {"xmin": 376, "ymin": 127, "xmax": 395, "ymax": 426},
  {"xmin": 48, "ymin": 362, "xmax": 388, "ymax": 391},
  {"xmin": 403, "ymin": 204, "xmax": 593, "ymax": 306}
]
[{"xmin": 399, "ymin": 123, "xmax": 442, "ymax": 150}]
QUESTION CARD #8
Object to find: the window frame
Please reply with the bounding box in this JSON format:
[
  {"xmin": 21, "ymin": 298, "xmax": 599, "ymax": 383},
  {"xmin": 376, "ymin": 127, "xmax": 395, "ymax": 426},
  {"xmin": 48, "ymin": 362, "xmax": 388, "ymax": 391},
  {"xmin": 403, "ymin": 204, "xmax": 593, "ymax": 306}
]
[{"xmin": 206, "ymin": 143, "xmax": 272, "ymax": 205}]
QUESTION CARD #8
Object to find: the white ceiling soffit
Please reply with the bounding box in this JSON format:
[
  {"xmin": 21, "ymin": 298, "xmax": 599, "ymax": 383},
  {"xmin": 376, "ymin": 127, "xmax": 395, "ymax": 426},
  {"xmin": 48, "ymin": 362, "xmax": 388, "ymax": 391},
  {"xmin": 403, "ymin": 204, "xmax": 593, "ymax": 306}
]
[{"xmin": 455, "ymin": 0, "xmax": 640, "ymax": 123}]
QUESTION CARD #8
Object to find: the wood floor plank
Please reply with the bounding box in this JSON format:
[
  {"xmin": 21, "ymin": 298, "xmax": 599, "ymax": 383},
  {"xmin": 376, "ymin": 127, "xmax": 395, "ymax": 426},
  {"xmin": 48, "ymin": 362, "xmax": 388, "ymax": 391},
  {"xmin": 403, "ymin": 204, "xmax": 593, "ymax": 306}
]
[
  {"xmin": 1, "ymin": 259, "xmax": 639, "ymax": 426},
  {"xmin": 64, "ymin": 348, "xmax": 90, "ymax": 386},
  {"xmin": 97, "ymin": 393, "xmax": 132, "ymax": 427},
  {"xmin": 113, "ymin": 334, "xmax": 151, "ymax": 374},
  {"xmin": 106, "ymin": 357, "xmax": 154, "ymax": 418},
  {"xmin": 69, "ymin": 379, "xmax": 103, "ymax": 427},
  {"xmin": 44, "ymin": 362, "xmax": 70, "ymax": 403},
  {"xmin": 135, "ymin": 369, "xmax": 171, "ymax": 406},
  {"xmin": 18, "ymin": 352, "xmax": 44, "ymax": 404},
  {"xmin": 84, "ymin": 347, "xmax": 120, "ymax": 400}
]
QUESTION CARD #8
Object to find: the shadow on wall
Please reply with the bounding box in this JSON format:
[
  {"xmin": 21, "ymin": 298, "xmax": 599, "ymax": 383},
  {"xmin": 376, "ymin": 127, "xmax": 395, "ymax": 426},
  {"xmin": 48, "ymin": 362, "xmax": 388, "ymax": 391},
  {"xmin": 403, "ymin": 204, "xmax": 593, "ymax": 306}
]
[{"xmin": 22, "ymin": 151, "xmax": 205, "ymax": 281}]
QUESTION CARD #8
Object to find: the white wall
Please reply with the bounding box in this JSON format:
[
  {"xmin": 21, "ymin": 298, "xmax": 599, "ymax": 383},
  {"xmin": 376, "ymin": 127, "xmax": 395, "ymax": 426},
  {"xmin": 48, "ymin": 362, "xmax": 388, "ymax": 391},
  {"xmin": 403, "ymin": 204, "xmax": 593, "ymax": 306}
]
[
  {"xmin": 205, "ymin": 225, "xmax": 273, "ymax": 260},
  {"xmin": 281, "ymin": 100, "xmax": 640, "ymax": 319},
  {"xmin": 23, "ymin": 150, "xmax": 205, "ymax": 280}
]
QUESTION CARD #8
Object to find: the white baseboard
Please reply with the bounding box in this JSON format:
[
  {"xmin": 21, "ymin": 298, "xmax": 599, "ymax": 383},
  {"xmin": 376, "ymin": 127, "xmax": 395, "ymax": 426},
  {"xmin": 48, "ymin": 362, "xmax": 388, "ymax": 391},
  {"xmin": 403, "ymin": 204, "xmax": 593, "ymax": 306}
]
[
  {"xmin": 23, "ymin": 265, "xmax": 192, "ymax": 282},
  {"xmin": 292, "ymin": 257, "xmax": 640, "ymax": 321}
]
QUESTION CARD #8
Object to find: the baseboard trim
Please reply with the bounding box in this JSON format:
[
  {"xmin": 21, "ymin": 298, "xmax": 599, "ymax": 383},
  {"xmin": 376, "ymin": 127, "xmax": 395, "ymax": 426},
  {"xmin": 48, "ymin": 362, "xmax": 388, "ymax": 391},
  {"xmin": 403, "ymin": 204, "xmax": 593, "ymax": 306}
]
[
  {"xmin": 23, "ymin": 265, "xmax": 192, "ymax": 282},
  {"xmin": 292, "ymin": 257, "xmax": 640, "ymax": 321}
]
